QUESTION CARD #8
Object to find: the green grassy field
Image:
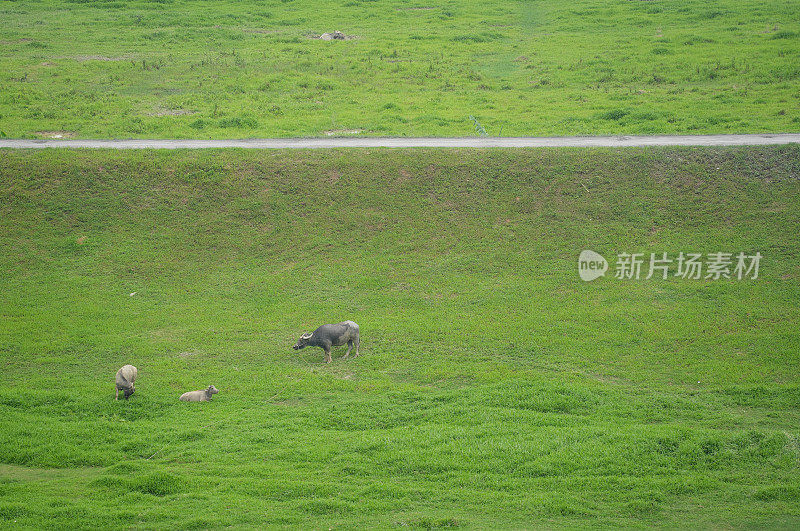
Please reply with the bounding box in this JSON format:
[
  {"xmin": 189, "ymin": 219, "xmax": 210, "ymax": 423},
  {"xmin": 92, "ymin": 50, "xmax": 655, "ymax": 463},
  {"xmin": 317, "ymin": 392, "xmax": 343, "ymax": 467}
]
[
  {"xmin": 1, "ymin": 146, "xmax": 799, "ymax": 527},
  {"xmin": 1, "ymin": 0, "xmax": 799, "ymax": 139}
]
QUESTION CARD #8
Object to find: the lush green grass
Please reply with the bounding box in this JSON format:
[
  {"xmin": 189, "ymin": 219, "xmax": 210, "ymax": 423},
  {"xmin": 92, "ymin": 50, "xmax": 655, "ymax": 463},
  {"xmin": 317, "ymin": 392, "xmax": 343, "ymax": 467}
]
[
  {"xmin": 1, "ymin": 0, "xmax": 799, "ymax": 138},
  {"xmin": 1, "ymin": 146, "xmax": 799, "ymax": 527}
]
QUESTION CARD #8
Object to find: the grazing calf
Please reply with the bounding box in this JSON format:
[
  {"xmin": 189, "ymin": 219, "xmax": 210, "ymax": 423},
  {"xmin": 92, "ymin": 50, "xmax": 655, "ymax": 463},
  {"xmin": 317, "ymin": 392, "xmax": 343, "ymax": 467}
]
[
  {"xmin": 115, "ymin": 365, "xmax": 138, "ymax": 400},
  {"xmin": 179, "ymin": 385, "xmax": 219, "ymax": 402},
  {"xmin": 293, "ymin": 321, "xmax": 360, "ymax": 363}
]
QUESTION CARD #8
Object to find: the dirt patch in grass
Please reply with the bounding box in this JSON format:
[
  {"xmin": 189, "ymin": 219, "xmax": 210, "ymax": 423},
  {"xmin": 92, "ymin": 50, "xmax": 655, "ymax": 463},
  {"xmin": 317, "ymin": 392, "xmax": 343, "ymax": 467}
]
[
  {"xmin": 0, "ymin": 38, "xmax": 32, "ymax": 45},
  {"xmin": 34, "ymin": 131, "xmax": 76, "ymax": 139},
  {"xmin": 150, "ymin": 328, "xmax": 186, "ymax": 341},
  {"xmin": 71, "ymin": 55, "xmax": 129, "ymax": 62},
  {"xmin": 308, "ymin": 31, "xmax": 359, "ymax": 41},
  {"xmin": 324, "ymin": 129, "xmax": 362, "ymax": 136},
  {"xmin": 149, "ymin": 109, "xmax": 197, "ymax": 117}
]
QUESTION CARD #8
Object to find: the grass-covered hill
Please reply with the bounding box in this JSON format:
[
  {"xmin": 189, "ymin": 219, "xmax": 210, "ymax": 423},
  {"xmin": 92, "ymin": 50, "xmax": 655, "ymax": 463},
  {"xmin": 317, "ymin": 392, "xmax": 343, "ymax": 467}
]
[
  {"xmin": 1, "ymin": 0, "xmax": 799, "ymax": 138},
  {"xmin": 0, "ymin": 146, "xmax": 799, "ymax": 527}
]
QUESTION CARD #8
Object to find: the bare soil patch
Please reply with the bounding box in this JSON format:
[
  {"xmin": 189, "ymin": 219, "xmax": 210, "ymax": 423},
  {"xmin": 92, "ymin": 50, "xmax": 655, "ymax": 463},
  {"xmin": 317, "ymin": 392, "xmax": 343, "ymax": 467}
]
[
  {"xmin": 149, "ymin": 108, "xmax": 197, "ymax": 117},
  {"xmin": 324, "ymin": 129, "xmax": 362, "ymax": 136},
  {"xmin": 35, "ymin": 131, "xmax": 76, "ymax": 139},
  {"xmin": 71, "ymin": 55, "xmax": 129, "ymax": 62},
  {"xmin": 310, "ymin": 30, "xmax": 359, "ymax": 41}
]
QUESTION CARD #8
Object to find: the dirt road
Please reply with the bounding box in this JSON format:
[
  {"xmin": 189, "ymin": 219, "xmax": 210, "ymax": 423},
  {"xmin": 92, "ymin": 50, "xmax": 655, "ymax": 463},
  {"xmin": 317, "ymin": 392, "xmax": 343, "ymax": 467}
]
[{"xmin": 1, "ymin": 134, "xmax": 799, "ymax": 149}]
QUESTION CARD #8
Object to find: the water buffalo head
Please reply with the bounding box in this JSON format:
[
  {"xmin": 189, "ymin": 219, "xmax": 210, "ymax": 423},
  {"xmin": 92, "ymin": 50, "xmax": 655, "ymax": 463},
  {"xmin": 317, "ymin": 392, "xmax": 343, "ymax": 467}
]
[{"xmin": 293, "ymin": 332, "xmax": 313, "ymax": 350}]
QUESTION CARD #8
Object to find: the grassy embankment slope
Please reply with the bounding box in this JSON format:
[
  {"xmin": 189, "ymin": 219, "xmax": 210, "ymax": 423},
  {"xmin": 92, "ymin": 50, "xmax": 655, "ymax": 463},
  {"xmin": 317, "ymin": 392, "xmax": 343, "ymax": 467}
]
[
  {"xmin": 0, "ymin": 147, "xmax": 799, "ymax": 527},
  {"xmin": 0, "ymin": 0, "xmax": 799, "ymax": 138}
]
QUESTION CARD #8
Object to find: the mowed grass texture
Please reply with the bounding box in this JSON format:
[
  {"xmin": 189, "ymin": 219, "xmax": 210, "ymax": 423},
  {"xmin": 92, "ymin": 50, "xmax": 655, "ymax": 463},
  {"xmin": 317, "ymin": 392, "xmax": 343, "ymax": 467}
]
[
  {"xmin": 1, "ymin": 147, "xmax": 800, "ymax": 527},
  {"xmin": 1, "ymin": 0, "xmax": 799, "ymax": 139}
]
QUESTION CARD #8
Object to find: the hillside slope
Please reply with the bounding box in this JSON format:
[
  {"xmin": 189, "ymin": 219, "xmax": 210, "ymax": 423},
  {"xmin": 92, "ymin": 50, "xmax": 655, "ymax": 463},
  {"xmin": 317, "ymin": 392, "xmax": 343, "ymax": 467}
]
[{"xmin": 0, "ymin": 147, "xmax": 799, "ymax": 527}]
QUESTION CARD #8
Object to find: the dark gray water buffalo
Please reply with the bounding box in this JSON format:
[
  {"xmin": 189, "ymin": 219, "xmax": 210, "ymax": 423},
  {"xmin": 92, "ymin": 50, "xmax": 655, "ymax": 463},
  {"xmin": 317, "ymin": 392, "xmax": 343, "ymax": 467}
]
[{"xmin": 293, "ymin": 321, "xmax": 360, "ymax": 363}]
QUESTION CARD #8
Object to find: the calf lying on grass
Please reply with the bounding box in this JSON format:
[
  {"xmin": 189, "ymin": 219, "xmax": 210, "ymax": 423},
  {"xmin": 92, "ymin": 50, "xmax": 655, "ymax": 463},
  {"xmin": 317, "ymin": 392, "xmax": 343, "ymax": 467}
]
[
  {"xmin": 293, "ymin": 321, "xmax": 360, "ymax": 363},
  {"xmin": 115, "ymin": 364, "xmax": 137, "ymax": 400},
  {"xmin": 179, "ymin": 385, "xmax": 219, "ymax": 402}
]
